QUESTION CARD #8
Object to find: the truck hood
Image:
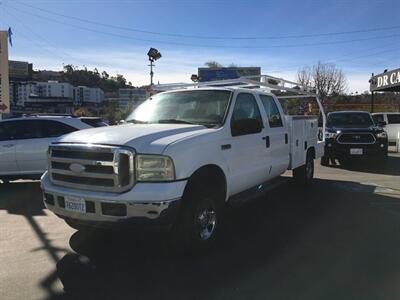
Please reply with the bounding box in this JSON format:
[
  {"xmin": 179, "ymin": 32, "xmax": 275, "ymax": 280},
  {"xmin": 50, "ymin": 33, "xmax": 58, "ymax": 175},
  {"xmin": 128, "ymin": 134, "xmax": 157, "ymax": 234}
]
[{"xmin": 56, "ymin": 123, "xmax": 211, "ymax": 153}]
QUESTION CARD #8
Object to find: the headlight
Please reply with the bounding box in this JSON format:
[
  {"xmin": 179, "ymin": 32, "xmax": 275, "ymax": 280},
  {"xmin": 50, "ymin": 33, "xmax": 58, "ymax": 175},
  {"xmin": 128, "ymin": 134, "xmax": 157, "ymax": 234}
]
[
  {"xmin": 135, "ymin": 155, "xmax": 175, "ymax": 182},
  {"xmin": 325, "ymin": 132, "xmax": 337, "ymax": 139},
  {"xmin": 376, "ymin": 131, "xmax": 387, "ymax": 138}
]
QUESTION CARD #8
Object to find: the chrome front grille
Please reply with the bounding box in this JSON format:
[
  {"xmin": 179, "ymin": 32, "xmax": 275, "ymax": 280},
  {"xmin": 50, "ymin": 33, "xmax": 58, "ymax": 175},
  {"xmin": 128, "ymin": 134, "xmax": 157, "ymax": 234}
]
[
  {"xmin": 337, "ymin": 133, "xmax": 376, "ymax": 144},
  {"xmin": 49, "ymin": 144, "xmax": 135, "ymax": 193}
]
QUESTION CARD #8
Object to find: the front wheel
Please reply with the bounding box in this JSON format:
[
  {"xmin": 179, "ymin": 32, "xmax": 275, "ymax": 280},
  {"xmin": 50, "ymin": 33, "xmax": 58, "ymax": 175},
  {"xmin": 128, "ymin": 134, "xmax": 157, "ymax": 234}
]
[
  {"xmin": 169, "ymin": 179, "xmax": 222, "ymax": 253},
  {"xmin": 293, "ymin": 152, "xmax": 314, "ymax": 186}
]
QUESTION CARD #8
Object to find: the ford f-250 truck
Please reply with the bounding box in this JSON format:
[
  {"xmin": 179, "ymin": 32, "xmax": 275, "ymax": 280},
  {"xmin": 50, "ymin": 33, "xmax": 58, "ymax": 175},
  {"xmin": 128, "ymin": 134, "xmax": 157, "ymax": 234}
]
[{"xmin": 41, "ymin": 76, "xmax": 326, "ymax": 251}]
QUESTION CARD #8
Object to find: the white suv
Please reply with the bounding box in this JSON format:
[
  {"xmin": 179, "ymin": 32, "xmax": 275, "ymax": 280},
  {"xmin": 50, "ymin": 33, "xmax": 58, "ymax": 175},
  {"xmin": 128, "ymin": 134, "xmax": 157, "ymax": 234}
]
[
  {"xmin": 0, "ymin": 116, "xmax": 107, "ymax": 183},
  {"xmin": 372, "ymin": 112, "xmax": 400, "ymax": 144}
]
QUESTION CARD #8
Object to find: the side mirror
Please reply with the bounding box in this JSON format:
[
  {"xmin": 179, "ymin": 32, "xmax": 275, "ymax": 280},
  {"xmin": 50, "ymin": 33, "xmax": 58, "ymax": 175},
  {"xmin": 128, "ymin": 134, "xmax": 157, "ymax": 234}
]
[
  {"xmin": 378, "ymin": 121, "xmax": 387, "ymax": 127},
  {"xmin": 231, "ymin": 118, "xmax": 262, "ymax": 136}
]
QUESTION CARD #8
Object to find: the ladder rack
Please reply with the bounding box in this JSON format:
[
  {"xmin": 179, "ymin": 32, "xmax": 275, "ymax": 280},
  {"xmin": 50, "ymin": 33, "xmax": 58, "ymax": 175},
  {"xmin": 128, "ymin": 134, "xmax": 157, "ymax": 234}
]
[
  {"xmin": 153, "ymin": 74, "xmax": 316, "ymax": 96},
  {"xmin": 152, "ymin": 74, "xmax": 326, "ymax": 137}
]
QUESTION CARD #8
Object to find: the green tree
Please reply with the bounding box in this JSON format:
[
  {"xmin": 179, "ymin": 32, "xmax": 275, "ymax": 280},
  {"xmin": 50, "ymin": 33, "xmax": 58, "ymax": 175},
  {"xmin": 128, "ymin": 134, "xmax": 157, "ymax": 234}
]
[{"xmin": 204, "ymin": 61, "xmax": 223, "ymax": 68}]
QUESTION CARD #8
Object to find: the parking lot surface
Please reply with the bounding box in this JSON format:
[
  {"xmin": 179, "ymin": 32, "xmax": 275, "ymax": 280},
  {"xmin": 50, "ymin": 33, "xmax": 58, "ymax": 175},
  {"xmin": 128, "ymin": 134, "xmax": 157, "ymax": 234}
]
[{"xmin": 1, "ymin": 153, "xmax": 400, "ymax": 300}]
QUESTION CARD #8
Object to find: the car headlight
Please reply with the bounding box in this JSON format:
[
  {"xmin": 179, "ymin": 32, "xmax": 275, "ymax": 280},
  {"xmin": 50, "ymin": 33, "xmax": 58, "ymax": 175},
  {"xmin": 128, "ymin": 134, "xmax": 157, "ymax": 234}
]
[
  {"xmin": 376, "ymin": 131, "xmax": 387, "ymax": 138},
  {"xmin": 325, "ymin": 132, "xmax": 337, "ymax": 139},
  {"xmin": 135, "ymin": 154, "xmax": 175, "ymax": 182}
]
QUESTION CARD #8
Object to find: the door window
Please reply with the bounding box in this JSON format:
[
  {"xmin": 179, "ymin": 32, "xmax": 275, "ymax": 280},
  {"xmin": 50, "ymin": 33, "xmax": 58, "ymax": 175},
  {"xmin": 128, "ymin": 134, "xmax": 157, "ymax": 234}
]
[
  {"xmin": 387, "ymin": 114, "xmax": 400, "ymax": 124},
  {"xmin": 40, "ymin": 120, "xmax": 77, "ymax": 137},
  {"xmin": 0, "ymin": 122, "xmax": 18, "ymax": 141},
  {"xmin": 14, "ymin": 120, "xmax": 44, "ymax": 140},
  {"xmin": 259, "ymin": 95, "xmax": 283, "ymax": 128},
  {"xmin": 231, "ymin": 93, "xmax": 262, "ymax": 136},
  {"xmin": 231, "ymin": 93, "xmax": 262, "ymax": 122},
  {"xmin": 372, "ymin": 114, "xmax": 384, "ymax": 124}
]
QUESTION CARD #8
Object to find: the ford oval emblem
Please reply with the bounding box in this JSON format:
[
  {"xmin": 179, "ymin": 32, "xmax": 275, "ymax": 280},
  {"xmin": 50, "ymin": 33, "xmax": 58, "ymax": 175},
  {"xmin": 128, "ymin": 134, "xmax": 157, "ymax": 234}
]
[{"xmin": 69, "ymin": 163, "xmax": 86, "ymax": 173}]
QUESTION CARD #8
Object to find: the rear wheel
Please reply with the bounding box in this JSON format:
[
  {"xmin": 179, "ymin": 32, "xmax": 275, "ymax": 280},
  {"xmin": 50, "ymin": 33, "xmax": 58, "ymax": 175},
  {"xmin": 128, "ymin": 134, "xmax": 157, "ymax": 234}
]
[
  {"xmin": 170, "ymin": 177, "xmax": 223, "ymax": 253},
  {"xmin": 293, "ymin": 151, "xmax": 314, "ymax": 186}
]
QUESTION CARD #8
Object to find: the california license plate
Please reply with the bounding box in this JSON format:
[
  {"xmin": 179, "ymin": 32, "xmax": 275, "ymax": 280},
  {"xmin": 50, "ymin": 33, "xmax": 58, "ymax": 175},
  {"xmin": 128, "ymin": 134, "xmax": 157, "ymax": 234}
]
[
  {"xmin": 65, "ymin": 196, "xmax": 86, "ymax": 213},
  {"xmin": 350, "ymin": 148, "xmax": 363, "ymax": 155}
]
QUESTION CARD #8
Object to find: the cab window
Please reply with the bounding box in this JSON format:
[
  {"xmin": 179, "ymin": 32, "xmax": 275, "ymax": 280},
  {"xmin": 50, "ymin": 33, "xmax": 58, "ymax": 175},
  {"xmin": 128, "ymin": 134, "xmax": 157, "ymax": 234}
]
[
  {"xmin": 259, "ymin": 95, "xmax": 283, "ymax": 128},
  {"xmin": 231, "ymin": 93, "xmax": 262, "ymax": 123},
  {"xmin": 230, "ymin": 93, "xmax": 262, "ymax": 136}
]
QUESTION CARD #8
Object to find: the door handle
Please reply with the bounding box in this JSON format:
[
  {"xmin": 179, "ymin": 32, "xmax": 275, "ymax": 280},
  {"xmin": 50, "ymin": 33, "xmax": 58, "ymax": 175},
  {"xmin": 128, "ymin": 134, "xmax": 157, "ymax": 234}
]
[
  {"xmin": 285, "ymin": 133, "xmax": 288, "ymax": 144},
  {"xmin": 2, "ymin": 144, "xmax": 14, "ymax": 148},
  {"xmin": 262, "ymin": 136, "xmax": 270, "ymax": 148}
]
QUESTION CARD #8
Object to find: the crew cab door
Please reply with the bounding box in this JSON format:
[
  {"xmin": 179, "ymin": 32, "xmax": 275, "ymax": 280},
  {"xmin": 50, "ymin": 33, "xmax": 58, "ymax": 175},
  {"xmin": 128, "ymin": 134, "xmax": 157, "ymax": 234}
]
[
  {"xmin": 224, "ymin": 92, "xmax": 271, "ymax": 196},
  {"xmin": 258, "ymin": 94, "xmax": 290, "ymax": 177},
  {"xmin": 0, "ymin": 121, "xmax": 19, "ymax": 175}
]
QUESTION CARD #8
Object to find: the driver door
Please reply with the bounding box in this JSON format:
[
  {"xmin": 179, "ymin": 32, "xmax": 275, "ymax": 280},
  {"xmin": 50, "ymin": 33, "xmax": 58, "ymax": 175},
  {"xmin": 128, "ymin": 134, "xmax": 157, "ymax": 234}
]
[{"xmin": 223, "ymin": 92, "xmax": 271, "ymax": 196}]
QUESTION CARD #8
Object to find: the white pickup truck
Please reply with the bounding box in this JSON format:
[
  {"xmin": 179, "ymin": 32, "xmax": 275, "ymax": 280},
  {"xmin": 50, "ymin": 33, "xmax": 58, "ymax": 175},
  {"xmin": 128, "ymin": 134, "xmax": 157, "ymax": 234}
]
[{"xmin": 41, "ymin": 76, "xmax": 325, "ymax": 251}]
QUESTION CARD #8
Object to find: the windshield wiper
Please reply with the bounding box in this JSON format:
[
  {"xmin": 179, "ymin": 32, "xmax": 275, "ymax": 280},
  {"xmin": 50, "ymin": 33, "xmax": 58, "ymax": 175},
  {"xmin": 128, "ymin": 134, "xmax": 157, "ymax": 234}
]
[
  {"xmin": 157, "ymin": 119, "xmax": 195, "ymax": 125},
  {"xmin": 126, "ymin": 119, "xmax": 148, "ymax": 124}
]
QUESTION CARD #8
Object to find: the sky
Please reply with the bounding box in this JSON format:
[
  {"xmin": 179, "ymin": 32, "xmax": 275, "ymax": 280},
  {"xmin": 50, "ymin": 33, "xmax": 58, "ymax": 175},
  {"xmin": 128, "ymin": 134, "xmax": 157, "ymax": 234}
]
[{"xmin": 0, "ymin": 0, "xmax": 399, "ymax": 93}]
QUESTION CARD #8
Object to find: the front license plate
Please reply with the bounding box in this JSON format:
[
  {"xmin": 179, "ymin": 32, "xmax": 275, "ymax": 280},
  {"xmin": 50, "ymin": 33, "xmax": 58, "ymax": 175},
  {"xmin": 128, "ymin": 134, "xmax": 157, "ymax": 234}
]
[
  {"xmin": 350, "ymin": 148, "xmax": 363, "ymax": 155},
  {"xmin": 65, "ymin": 196, "xmax": 86, "ymax": 213}
]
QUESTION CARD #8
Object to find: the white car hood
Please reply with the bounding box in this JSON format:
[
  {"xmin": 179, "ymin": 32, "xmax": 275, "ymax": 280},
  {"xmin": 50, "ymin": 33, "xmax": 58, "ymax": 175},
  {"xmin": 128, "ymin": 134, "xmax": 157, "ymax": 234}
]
[{"xmin": 56, "ymin": 123, "xmax": 212, "ymax": 153}]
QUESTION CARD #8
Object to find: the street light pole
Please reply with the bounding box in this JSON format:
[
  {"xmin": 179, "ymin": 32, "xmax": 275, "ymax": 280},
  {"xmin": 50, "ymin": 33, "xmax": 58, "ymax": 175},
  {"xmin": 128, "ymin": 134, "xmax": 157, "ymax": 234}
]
[
  {"xmin": 370, "ymin": 73, "xmax": 374, "ymax": 113},
  {"xmin": 147, "ymin": 48, "xmax": 161, "ymax": 86},
  {"xmin": 149, "ymin": 58, "xmax": 154, "ymax": 86}
]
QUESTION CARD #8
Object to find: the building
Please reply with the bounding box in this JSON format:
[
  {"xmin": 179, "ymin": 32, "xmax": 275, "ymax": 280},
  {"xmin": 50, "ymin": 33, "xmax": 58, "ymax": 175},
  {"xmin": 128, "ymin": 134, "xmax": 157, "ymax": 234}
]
[
  {"xmin": 74, "ymin": 86, "xmax": 104, "ymax": 106},
  {"xmin": 9, "ymin": 81, "xmax": 105, "ymax": 114},
  {"xmin": 119, "ymin": 88, "xmax": 148, "ymax": 110},
  {"xmin": 9, "ymin": 60, "xmax": 33, "ymax": 81},
  {"xmin": 197, "ymin": 67, "xmax": 261, "ymax": 82}
]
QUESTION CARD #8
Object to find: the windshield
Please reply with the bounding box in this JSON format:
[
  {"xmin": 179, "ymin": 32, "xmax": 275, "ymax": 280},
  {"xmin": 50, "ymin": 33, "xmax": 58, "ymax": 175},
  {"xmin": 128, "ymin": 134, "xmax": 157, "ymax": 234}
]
[
  {"xmin": 327, "ymin": 113, "xmax": 374, "ymax": 128},
  {"xmin": 126, "ymin": 90, "xmax": 232, "ymax": 127}
]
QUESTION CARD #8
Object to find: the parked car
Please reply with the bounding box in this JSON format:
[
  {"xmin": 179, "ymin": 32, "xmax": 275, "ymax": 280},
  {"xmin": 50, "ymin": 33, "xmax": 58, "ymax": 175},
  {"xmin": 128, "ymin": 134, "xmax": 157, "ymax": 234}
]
[
  {"xmin": 0, "ymin": 116, "xmax": 107, "ymax": 183},
  {"xmin": 372, "ymin": 112, "xmax": 400, "ymax": 144},
  {"xmin": 321, "ymin": 111, "xmax": 388, "ymax": 166},
  {"xmin": 41, "ymin": 77, "xmax": 326, "ymax": 251}
]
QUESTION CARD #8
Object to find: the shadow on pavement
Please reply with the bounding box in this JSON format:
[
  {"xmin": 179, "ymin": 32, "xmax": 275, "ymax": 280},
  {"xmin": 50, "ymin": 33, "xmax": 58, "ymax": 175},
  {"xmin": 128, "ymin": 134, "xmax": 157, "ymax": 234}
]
[
  {"xmin": 0, "ymin": 181, "xmax": 45, "ymax": 216},
  {"xmin": 0, "ymin": 181, "xmax": 69, "ymax": 298},
  {"xmin": 327, "ymin": 154, "xmax": 400, "ymax": 176},
  {"xmin": 50, "ymin": 178, "xmax": 400, "ymax": 300}
]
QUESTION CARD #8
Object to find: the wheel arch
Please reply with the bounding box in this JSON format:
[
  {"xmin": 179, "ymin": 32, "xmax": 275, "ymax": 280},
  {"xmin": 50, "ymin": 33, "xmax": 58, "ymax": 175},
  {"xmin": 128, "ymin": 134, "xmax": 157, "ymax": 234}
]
[
  {"xmin": 307, "ymin": 146, "xmax": 316, "ymax": 159},
  {"xmin": 183, "ymin": 164, "xmax": 228, "ymax": 204}
]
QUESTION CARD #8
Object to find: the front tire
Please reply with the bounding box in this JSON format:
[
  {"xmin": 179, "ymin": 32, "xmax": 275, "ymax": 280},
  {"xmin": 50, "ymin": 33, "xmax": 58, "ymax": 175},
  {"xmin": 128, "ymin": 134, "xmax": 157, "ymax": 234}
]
[
  {"xmin": 170, "ymin": 178, "xmax": 223, "ymax": 253},
  {"xmin": 293, "ymin": 151, "xmax": 314, "ymax": 186}
]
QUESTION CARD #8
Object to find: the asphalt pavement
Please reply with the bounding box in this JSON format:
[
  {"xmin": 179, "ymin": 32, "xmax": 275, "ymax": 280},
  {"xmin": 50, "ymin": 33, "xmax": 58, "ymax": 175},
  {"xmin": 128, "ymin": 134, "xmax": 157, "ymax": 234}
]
[{"xmin": 1, "ymin": 152, "xmax": 400, "ymax": 300}]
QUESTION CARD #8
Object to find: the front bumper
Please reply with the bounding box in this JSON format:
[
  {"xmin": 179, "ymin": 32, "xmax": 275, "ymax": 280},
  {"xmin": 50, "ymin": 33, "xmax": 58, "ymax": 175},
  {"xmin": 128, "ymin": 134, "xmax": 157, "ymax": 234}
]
[
  {"xmin": 41, "ymin": 173, "xmax": 186, "ymax": 226},
  {"xmin": 324, "ymin": 138, "xmax": 388, "ymax": 159}
]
